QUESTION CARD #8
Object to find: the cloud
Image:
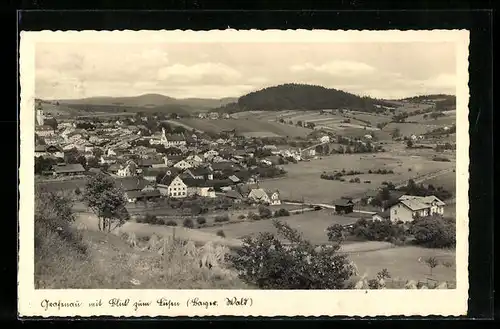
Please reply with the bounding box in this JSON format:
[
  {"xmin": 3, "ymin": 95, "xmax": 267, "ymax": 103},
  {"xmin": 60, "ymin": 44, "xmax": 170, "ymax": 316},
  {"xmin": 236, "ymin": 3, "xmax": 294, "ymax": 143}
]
[
  {"xmin": 157, "ymin": 63, "xmax": 242, "ymax": 84},
  {"xmin": 290, "ymin": 60, "xmax": 377, "ymax": 76}
]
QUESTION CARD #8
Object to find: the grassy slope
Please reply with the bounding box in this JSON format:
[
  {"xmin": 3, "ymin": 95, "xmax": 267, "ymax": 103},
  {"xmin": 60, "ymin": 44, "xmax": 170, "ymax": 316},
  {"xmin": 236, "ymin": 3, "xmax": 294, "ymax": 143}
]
[{"xmin": 35, "ymin": 226, "xmax": 249, "ymax": 289}]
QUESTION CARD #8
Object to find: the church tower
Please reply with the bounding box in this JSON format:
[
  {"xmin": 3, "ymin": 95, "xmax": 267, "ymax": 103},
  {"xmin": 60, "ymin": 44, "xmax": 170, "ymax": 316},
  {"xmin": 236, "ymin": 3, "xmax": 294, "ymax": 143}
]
[{"xmin": 35, "ymin": 102, "xmax": 44, "ymax": 126}]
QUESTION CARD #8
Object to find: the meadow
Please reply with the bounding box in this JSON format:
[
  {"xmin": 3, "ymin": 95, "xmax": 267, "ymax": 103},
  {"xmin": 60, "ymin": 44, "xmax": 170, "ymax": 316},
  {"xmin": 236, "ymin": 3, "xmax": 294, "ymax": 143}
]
[
  {"xmin": 259, "ymin": 153, "xmax": 454, "ymax": 203},
  {"xmin": 348, "ymin": 246, "xmax": 456, "ymax": 285},
  {"xmin": 178, "ymin": 118, "xmax": 311, "ymax": 137},
  {"xmin": 199, "ymin": 209, "xmax": 359, "ymax": 244},
  {"xmin": 382, "ymin": 122, "xmax": 442, "ymax": 137}
]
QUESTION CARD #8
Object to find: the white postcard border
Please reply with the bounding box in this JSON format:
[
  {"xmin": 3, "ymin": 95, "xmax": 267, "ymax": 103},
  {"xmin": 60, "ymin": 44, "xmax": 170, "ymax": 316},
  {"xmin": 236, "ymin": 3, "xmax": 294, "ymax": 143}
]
[{"xmin": 18, "ymin": 29, "xmax": 470, "ymax": 317}]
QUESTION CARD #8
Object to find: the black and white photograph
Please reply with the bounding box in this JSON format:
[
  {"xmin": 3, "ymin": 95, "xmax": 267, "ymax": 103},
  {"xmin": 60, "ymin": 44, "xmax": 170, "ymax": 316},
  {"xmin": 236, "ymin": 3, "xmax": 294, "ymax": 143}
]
[{"xmin": 19, "ymin": 29, "xmax": 469, "ymax": 317}]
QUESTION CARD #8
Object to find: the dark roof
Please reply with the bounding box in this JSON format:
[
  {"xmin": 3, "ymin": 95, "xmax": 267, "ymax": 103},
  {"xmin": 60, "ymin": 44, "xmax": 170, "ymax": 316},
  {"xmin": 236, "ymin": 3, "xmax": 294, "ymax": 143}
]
[
  {"xmin": 211, "ymin": 161, "xmax": 237, "ymax": 171},
  {"xmin": 373, "ymin": 209, "xmax": 390, "ymax": 219},
  {"xmin": 115, "ymin": 177, "xmax": 148, "ymax": 191},
  {"xmin": 157, "ymin": 170, "xmax": 182, "ymax": 185},
  {"xmin": 52, "ymin": 163, "xmax": 85, "ymax": 173},
  {"xmin": 139, "ymin": 158, "xmax": 164, "ymax": 166},
  {"xmin": 166, "ymin": 134, "xmax": 186, "ymax": 141},
  {"xmin": 190, "ymin": 166, "xmax": 213, "ymax": 176},
  {"xmin": 225, "ymin": 190, "xmax": 244, "ymax": 199},
  {"xmin": 334, "ymin": 199, "xmax": 354, "ymax": 207},
  {"xmin": 35, "ymin": 144, "xmax": 63, "ymax": 153},
  {"xmin": 126, "ymin": 189, "xmax": 161, "ymax": 199},
  {"xmin": 183, "ymin": 178, "xmax": 211, "ymax": 188},
  {"xmin": 141, "ymin": 168, "xmax": 166, "ymax": 177}
]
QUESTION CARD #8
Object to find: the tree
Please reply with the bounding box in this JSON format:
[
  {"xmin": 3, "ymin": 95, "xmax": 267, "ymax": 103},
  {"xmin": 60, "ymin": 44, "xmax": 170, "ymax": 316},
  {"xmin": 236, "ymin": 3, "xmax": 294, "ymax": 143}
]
[
  {"xmin": 406, "ymin": 140, "xmax": 414, "ymax": 148},
  {"xmin": 183, "ymin": 218, "xmax": 194, "ymax": 228},
  {"xmin": 46, "ymin": 118, "xmax": 58, "ymax": 131},
  {"xmin": 83, "ymin": 173, "xmax": 129, "ymax": 232},
  {"xmin": 424, "ymin": 256, "xmax": 439, "ymax": 276},
  {"xmin": 228, "ymin": 220, "xmax": 355, "ymax": 289},
  {"xmin": 391, "ymin": 128, "xmax": 401, "ymax": 139},
  {"xmin": 86, "ymin": 156, "xmax": 99, "ymax": 168},
  {"xmin": 326, "ymin": 224, "xmax": 345, "ymax": 244},
  {"xmin": 410, "ymin": 216, "xmax": 456, "ymax": 248},
  {"xmin": 258, "ymin": 205, "xmax": 272, "ymax": 219}
]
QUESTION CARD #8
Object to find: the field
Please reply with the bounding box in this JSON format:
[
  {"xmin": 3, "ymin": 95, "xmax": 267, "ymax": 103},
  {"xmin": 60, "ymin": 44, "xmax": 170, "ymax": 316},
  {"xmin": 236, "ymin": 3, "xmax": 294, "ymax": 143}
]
[
  {"xmin": 199, "ymin": 210, "xmax": 359, "ymax": 244},
  {"xmin": 259, "ymin": 153, "xmax": 455, "ymax": 203},
  {"xmin": 382, "ymin": 122, "xmax": 442, "ymax": 137},
  {"xmin": 177, "ymin": 118, "xmax": 311, "ymax": 138},
  {"xmin": 406, "ymin": 112, "xmax": 456, "ymax": 126},
  {"xmin": 420, "ymin": 170, "xmax": 456, "ymax": 194},
  {"xmin": 348, "ymin": 246, "xmax": 456, "ymax": 284}
]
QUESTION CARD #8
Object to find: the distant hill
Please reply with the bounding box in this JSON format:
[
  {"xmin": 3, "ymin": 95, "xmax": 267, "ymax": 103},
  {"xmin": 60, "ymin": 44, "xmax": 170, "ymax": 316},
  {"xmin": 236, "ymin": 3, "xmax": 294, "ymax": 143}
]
[
  {"xmin": 397, "ymin": 94, "xmax": 456, "ymax": 111},
  {"xmin": 40, "ymin": 94, "xmax": 237, "ymax": 116},
  {"xmin": 214, "ymin": 83, "xmax": 391, "ymax": 114}
]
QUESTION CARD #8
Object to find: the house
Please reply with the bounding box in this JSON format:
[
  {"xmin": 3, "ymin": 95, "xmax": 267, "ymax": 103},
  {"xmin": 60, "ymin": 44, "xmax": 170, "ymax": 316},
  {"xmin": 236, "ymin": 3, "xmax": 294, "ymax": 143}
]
[
  {"xmin": 248, "ymin": 188, "xmax": 281, "ymax": 206},
  {"xmin": 224, "ymin": 190, "xmax": 244, "ymax": 203},
  {"xmin": 228, "ymin": 175, "xmax": 241, "ymax": 184},
  {"xmin": 125, "ymin": 189, "xmax": 161, "ymax": 203},
  {"xmin": 139, "ymin": 158, "xmax": 165, "ymax": 169},
  {"xmin": 334, "ymin": 199, "xmax": 355, "ymax": 214},
  {"xmin": 204, "ymin": 150, "xmax": 219, "ymax": 159},
  {"xmin": 173, "ymin": 159, "xmax": 193, "ymax": 170},
  {"xmin": 163, "ymin": 133, "xmax": 187, "ymax": 148},
  {"xmin": 185, "ymin": 166, "xmax": 214, "ymax": 180},
  {"xmin": 165, "ymin": 176, "xmax": 188, "ymax": 198},
  {"xmin": 116, "ymin": 161, "xmax": 137, "ymax": 177},
  {"xmin": 100, "ymin": 155, "xmax": 117, "ymax": 165},
  {"xmin": 320, "ymin": 136, "xmax": 330, "ymax": 143},
  {"xmin": 34, "ymin": 145, "xmax": 64, "ymax": 158},
  {"xmin": 198, "ymin": 113, "xmax": 207, "ymax": 119},
  {"xmin": 52, "ymin": 163, "xmax": 86, "ymax": 177},
  {"xmin": 209, "ymin": 112, "xmax": 219, "ymax": 120},
  {"xmin": 390, "ymin": 195, "xmax": 446, "ymax": 222},
  {"xmin": 35, "ymin": 125, "xmax": 55, "ymax": 137},
  {"xmin": 183, "ymin": 178, "xmax": 216, "ymax": 198},
  {"xmin": 141, "ymin": 168, "xmax": 165, "ymax": 182},
  {"xmin": 372, "ymin": 209, "xmax": 390, "ymax": 221}
]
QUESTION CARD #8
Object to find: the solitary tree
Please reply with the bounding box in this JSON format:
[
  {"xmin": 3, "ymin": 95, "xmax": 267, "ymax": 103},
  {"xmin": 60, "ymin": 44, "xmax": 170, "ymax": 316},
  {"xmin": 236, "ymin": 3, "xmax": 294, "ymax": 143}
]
[
  {"xmin": 83, "ymin": 173, "xmax": 129, "ymax": 232},
  {"xmin": 424, "ymin": 256, "xmax": 439, "ymax": 276}
]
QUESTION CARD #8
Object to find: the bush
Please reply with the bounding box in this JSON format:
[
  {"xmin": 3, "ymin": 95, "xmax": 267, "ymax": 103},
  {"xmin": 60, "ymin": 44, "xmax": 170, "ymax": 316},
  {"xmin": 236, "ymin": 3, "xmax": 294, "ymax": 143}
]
[
  {"xmin": 216, "ymin": 230, "xmax": 226, "ymax": 238},
  {"xmin": 183, "ymin": 218, "xmax": 194, "ymax": 228},
  {"xmin": 350, "ymin": 218, "xmax": 406, "ymax": 242},
  {"xmin": 165, "ymin": 220, "xmax": 177, "ymax": 226},
  {"xmin": 196, "ymin": 217, "xmax": 206, "ymax": 225},
  {"xmin": 228, "ymin": 220, "xmax": 355, "ymax": 289},
  {"xmin": 237, "ymin": 214, "xmax": 246, "ymax": 220},
  {"xmin": 409, "ymin": 216, "xmax": 455, "ymax": 248},
  {"xmin": 326, "ymin": 224, "xmax": 345, "ymax": 243},
  {"xmin": 214, "ymin": 214, "xmax": 230, "ymax": 223},
  {"xmin": 258, "ymin": 205, "xmax": 273, "ymax": 219},
  {"xmin": 274, "ymin": 208, "xmax": 290, "ymax": 217},
  {"xmin": 364, "ymin": 180, "xmax": 371, "ymax": 184},
  {"xmin": 74, "ymin": 187, "xmax": 81, "ymax": 196},
  {"xmin": 247, "ymin": 211, "xmax": 260, "ymax": 221}
]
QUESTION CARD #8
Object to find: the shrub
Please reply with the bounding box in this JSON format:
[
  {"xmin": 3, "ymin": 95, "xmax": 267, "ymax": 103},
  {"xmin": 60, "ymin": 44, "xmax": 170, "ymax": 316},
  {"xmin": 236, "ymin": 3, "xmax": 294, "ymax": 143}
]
[
  {"xmin": 74, "ymin": 187, "xmax": 81, "ymax": 196},
  {"xmin": 364, "ymin": 180, "xmax": 371, "ymax": 184},
  {"xmin": 247, "ymin": 212, "xmax": 260, "ymax": 221},
  {"xmin": 274, "ymin": 208, "xmax": 290, "ymax": 217},
  {"xmin": 183, "ymin": 218, "xmax": 194, "ymax": 228},
  {"xmin": 326, "ymin": 224, "xmax": 345, "ymax": 244},
  {"xmin": 409, "ymin": 216, "xmax": 455, "ymax": 248},
  {"xmin": 140, "ymin": 213, "xmax": 159, "ymax": 224},
  {"xmin": 196, "ymin": 217, "xmax": 206, "ymax": 225},
  {"xmin": 237, "ymin": 214, "xmax": 246, "ymax": 220},
  {"xmin": 258, "ymin": 205, "xmax": 273, "ymax": 219},
  {"xmin": 165, "ymin": 220, "xmax": 177, "ymax": 226},
  {"xmin": 214, "ymin": 214, "xmax": 230, "ymax": 223},
  {"xmin": 216, "ymin": 230, "xmax": 226, "ymax": 238},
  {"xmin": 350, "ymin": 218, "xmax": 406, "ymax": 242},
  {"xmin": 228, "ymin": 220, "xmax": 355, "ymax": 289}
]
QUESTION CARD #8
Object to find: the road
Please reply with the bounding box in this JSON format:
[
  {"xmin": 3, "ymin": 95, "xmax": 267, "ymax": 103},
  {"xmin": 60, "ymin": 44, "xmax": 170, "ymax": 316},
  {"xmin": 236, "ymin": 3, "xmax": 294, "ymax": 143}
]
[{"xmin": 283, "ymin": 202, "xmax": 377, "ymax": 215}]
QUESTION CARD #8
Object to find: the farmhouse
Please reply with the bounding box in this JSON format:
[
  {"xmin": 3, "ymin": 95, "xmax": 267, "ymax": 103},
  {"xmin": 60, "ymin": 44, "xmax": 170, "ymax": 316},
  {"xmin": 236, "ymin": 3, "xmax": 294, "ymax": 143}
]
[
  {"xmin": 209, "ymin": 112, "xmax": 220, "ymax": 120},
  {"xmin": 183, "ymin": 178, "xmax": 216, "ymax": 198},
  {"xmin": 52, "ymin": 163, "xmax": 86, "ymax": 177},
  {"xmin": 334, "ymin": 199, "xmax": 354, "ymax": 214},
  {"xmin": 224, "ymin": 190, "xmax": 244, "ymax": 203},
  {"xmin": 390, "ymin": 195, "xmax": 446, "ymax": 222},
  {"xmin": 35, "ymin": 145, "xmax": 64, "ymax": 158},
  {"xmin": 157, "ymin": 175, "xmax": 188, "ymax": 198},
  {"xmin": 248, "ymin": 188, "xmax": 281, "ymax": 206}
]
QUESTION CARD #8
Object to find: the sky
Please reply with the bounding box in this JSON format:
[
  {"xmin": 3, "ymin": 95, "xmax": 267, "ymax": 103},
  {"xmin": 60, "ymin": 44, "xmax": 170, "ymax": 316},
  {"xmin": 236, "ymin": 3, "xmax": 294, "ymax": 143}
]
[{"xmin": 35, "ymin": 42, "xmax": 457, "ymax": 100}]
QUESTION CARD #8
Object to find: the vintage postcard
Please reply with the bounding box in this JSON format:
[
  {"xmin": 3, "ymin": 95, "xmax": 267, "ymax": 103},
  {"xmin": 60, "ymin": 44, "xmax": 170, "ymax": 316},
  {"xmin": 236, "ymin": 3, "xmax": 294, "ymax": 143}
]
[{"xmin": 18, "ymin": 29, "xmax": 469, "ymax": 317}]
